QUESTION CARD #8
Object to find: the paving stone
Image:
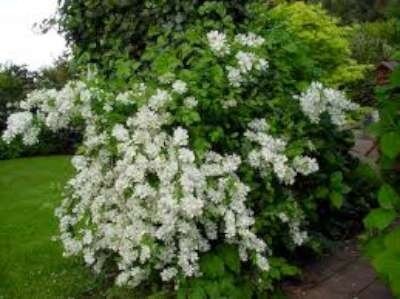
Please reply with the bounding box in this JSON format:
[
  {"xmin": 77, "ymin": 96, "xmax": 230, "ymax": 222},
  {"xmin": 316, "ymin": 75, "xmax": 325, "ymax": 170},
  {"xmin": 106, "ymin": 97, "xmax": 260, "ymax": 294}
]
[
  {"xmin": 302, "ymin": 241, "xmax": 360, "ymax": 284},
  {"xmin": 357, "ymin": 280, "xmax": 394, "ymax": 299},
  {"xmin": 319, "ymin": 260, "xmax": 376, "ymax": 295},
  {"xmin": 283, "ymin": 240, "xmax": 393, "ymax": 299},
  {"xmin": 292, "ymin": 286, "xmax": 356, "ymax": 299},
  {"xmin": 352, "ymin": 139, "xmax": 376, "ymax": 156}
]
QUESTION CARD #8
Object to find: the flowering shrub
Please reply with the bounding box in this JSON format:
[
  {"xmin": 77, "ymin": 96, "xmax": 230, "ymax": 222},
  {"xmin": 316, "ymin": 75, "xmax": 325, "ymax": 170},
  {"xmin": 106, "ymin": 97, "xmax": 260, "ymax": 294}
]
[{"xmin": 4, "ymin": 1, "xmax": 373, "ymax": 297}]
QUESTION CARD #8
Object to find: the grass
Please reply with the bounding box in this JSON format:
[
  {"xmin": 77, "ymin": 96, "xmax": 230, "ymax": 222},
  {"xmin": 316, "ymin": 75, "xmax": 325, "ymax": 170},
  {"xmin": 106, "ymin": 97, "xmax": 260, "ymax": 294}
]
[{"xmin": 0, "ymin": 156, "xmax": 99, "ymax": 298}]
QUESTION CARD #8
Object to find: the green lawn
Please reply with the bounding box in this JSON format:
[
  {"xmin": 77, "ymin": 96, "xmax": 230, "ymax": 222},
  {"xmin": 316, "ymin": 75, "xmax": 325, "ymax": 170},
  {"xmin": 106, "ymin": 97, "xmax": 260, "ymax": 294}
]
[{"xmin": 0, "ymin": 156, "xmax": 98, "ymax": 298}]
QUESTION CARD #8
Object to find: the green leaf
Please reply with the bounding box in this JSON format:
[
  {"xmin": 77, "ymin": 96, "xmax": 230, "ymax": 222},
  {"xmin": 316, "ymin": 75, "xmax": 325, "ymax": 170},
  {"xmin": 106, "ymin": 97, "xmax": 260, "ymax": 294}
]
[
  {"xmin": 378, "ymin": 184, "xmax": 399, "ymax": 209},
  {"xmin": 281, "ymin": 264, "xmax": 300, "ymax": 276},
  {"xmin": 330, "ymin": 171, "xmax": 343, "ymax": 189},
  {"xmin": 380, "ymin": 132, "xmax": 400, "ymax": 159},
  {"xmin": 372, "ymin": 251, "xmax": 400, "ymax": 281},
  {"xmin": 330, "ymin": 191, "xmax": 344, "ymax": 209},
  {"xmin": 220, "ymin": 245, "xmax": 240, "ymax": 274},
  {"xmin": 209, "ymin": 127, "xmax": 224, "ymax": 143},
  {"xmin": 364, "ymin": 208, "xmax": 396, "ymax": 231},
  {"xmin": 315, "ymin": 186, "xmax": 329, "ymax": 199},
  {"xmin": 363, "ymin": 235, "xmax": 385, "ymax": 259},
  {"xmin": 384, "ymin": 228, "xmax": 400, "ymax": 252},
  {"xmin": 190, "ymin": 283, "xmax": 207, "ymax": 299},
  {"xmin": 200, "ymin": 254, "xmax": 225, "ymax": 278},
  {"xmin": 390, "ymin": 66, "xmax": 400, "ymax": 85},
  {"xmin": 203, "ymin": 281, "xmax": 221, "ymax": 298}
]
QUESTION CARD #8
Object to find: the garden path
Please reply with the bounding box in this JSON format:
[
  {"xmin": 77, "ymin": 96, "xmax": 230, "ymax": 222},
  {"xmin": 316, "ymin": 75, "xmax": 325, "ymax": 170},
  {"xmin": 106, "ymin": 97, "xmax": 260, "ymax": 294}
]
[
  {"xmin": 283, "ymin": 240, "xmax": 394, "ymax": 299},
  {"xmin": 284, "ymin": 132, "xmax": 393, "ymax": 299}
]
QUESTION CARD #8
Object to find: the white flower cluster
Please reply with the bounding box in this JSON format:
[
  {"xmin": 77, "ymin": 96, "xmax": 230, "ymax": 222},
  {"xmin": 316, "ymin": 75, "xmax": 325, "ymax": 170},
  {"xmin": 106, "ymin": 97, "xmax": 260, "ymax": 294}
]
[
  {"xmin": 207, "ymin": 31, "xmax": 269, "ymax": 87},
  {"xmin": 226, "ymin": 52, "xmax": 268, "ymax": 87},
  {"xmin": 235, "ymin": 32, "xmax": 265, "ymax": 48},
  {"xmin": 0, "ymin": 73, "xmax": 269, "ymax": 286},
  {"xmin": 116, "ymin": 83, "xmax": 147, "ymax": 105},
  {"xmin": 2, "ymin": 81, "xmax": 93, "ymax": 145},
  {"xmin": 207, "ymin": 30, "xmax": 230, "ymax": 56},
  {"xmin": 296, "ymin": 82, "xmax": 359, "ymax": 126},
  {"xmin": 278, "ymin": 212, "xmax": 308, "ymax": 246},
  {"xmin": 172, "ymin": 80, "xmax": 188, "ymax": 95},
  {"xmin": 245, "ymin": 118, "xmax": 319, "ymax": 185},
  {"xmin": 49, "ymin": 86, "xmax": 268, "ymax": 287},
  {"xmin": 2, "ymin": 111, "xmax": 39, "ymax": 145}
]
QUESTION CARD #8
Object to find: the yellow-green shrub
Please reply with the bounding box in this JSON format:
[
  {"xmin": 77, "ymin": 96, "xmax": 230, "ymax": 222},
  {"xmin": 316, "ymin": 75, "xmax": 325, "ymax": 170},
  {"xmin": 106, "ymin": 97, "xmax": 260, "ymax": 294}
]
[{"xmin": 268, "ymin": 2, "xmax": 367, "ymax": 85}]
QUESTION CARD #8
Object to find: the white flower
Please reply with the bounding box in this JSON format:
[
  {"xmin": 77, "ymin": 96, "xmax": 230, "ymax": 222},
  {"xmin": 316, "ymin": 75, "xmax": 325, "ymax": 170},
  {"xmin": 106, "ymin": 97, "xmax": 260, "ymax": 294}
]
[
  {"xmin": 116, "ymin": 91, "xmax": 134, "ymax": 105},
  {"xmin": 173, "ymin": 127, "xmax": 189, "ymax": 146},
  {"xmin": 278, "ymin": 212, "xmax": 289, "ymax": 223},
  {"xmin": 149, "ymin": 89, "xmax": 171, "ymax": 109},
  {"xmin": 226, "ymin": 66, "xmax": 243, "ymax": 87},
  {"xmin": 296, "ymin": 82, "xmax": 359, "ymax": 126},
  {"xmin": 183, "ymin": 96, "xmax": 198, "ymax": 108},
  {"xmin": 248, "ymin": 118, "xmax": 269, "ymax": 131},
  {"xmin": 293, "ymin": 156, "xmax": 319, "ymax": 176},
  {"xmin": 84, "ymin": 250, "xmax": 96, "ymax": 265},
  {"xmin": 112, "ymin": 124, "xmax": 130, "ymax": 142},
  {"xmin": 2, "ymin": 111, "xmax": 38, "ymax": 145},
  {"xmin": 172, "ymin": 80, "xmax": 188, "ymax": 94},
  {"xmin": 207, "ymin": 30, "xmax": 230, "ymax": 56},
  {"xmin": 290, "ymin": 224, "xmax": 308, "ymax": 246},
  {"xmin": 160, "ymin": 267, "xmax": 178, "ymax": 281},
  {"xmin": 71, "ymin": 156, "xmax": 87, "ymax": 171},
  {"xmin": 235, "ymin": 32, "xmax": 265, "ymax": 47},
  {"xmin": 245, "ymin": 118, "xmax": 319, "ymax": 185},
  {"xmin": 181, "ymin": 195, "xmax": 204, "ymax": 218},
  {"xmin": 235, "ymin": 51, "xmax": 256, "ymax": 73},
  {"xmin": 103, "ymin": 102, "xmax": 113, "ymax": 112},
  {"xmin": 256, "ymin": 254, "xmax": 270, "ymax": 272},
  {"xmin": 222, "ymin": 99, "xmax": 237, "ymax": 109},
  {"xmin": 256, "ymin": 58, "xmax": 269, "ymax": 71}
]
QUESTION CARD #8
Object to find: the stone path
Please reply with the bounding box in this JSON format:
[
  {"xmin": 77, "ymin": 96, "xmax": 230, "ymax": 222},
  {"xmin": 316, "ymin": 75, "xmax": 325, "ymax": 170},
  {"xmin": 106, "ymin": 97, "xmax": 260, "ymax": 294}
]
[
  {"xmin": 283, "ymin": 240, "xmax": 394, "ymax": 299},
  {"xmin": 350, "ymin": 131, "xmax": 379, "ymax": 163}
]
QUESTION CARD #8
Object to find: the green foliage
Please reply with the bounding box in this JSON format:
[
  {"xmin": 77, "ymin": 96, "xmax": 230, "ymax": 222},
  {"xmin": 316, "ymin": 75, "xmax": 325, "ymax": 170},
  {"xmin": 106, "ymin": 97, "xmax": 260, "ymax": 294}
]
[
  {"xmin": 263, "ymin": 2, "xmax": 366, "ymax": 86},
  {"xmin": 347, "ymin": 18, "xmax": 400, "ymax": 106},
  {"xmin": 306, "ymin": 0, "xmax": 400, "ymax": 23},
  {"xmin": 364, "ymin": 228, "xmax": 400, "ymax": 297},
  {"xmin": 35, "ymin": 56, "xmax": 74, "ymax": 89},
  {"xmin": 350, "ymin": 18, "xmax": 400, "ymax": 64},
  {"xmin": 57, "ymin": 0, "xmax": 250, "ymax": 76},
  {"xmin": 178, "ymin": 246, "xmax": 299, "ymax": 298},
  {"xmin": 0, "ymin": 64, "xmax": 35, "ymax": 130},
  {"xmin": 363, "ymin": 56, "xmax": 400, "ymax": 298}
]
